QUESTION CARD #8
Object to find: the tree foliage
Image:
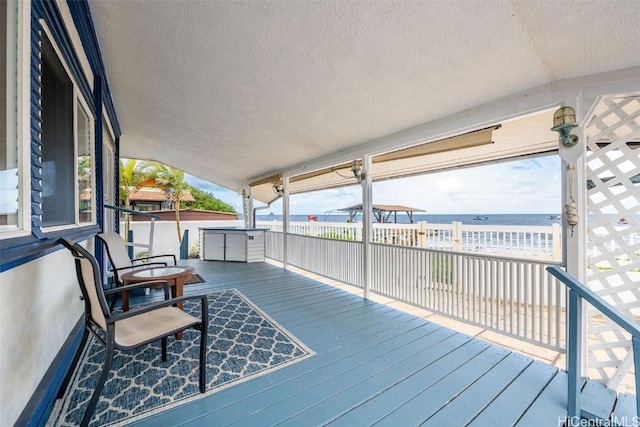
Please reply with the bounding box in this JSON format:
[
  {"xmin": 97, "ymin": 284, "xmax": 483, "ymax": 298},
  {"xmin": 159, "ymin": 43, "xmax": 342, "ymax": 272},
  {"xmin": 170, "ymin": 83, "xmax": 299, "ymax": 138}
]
[
  {"xmin": 118, "ymin": 159, "xmax": 237, "ymax": 244},
  {"xmin": 183, "ymin": 184, "xmax": 235, "ymax": 213}
]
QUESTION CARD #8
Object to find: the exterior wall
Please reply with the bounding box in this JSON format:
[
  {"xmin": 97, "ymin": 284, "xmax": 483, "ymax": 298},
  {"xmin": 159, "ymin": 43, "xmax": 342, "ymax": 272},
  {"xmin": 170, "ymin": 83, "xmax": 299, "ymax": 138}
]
[
  {"xmin": 0, "ymin": 242, "xmax": 86, "ymax": 426},
  {"xmin": 123, "ymin": 220, "xmax": 244, "ymax": 258},
  {"xmin": 0, "ymin": 1, "xmax": 119, "ymax": 425}
]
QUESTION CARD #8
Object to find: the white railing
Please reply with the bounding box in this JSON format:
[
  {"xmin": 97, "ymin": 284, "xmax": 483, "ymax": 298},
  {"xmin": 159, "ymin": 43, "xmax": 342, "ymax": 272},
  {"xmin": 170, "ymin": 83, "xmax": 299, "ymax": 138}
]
[
  {"xmin": 266, "ymin": 231, "xmax": 565, "ymax": 350},
  {"xmin": 258, "ymin": 220, "xmax": 562, "ymax": 261},
  {"xmin": 371, "ymin": 243, "xmax": 565, "ymax": 350},
  {"xmin": 286, "ymin": 233, "xmax": 363, "ymax": 286}
]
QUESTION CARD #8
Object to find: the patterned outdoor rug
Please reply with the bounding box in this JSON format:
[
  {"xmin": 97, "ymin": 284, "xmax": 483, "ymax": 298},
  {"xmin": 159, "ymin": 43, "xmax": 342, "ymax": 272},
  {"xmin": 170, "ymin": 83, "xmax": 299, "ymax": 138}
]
[{"xmin": 47, "ymin": 289, "xmax": 314, "ymax": 426}]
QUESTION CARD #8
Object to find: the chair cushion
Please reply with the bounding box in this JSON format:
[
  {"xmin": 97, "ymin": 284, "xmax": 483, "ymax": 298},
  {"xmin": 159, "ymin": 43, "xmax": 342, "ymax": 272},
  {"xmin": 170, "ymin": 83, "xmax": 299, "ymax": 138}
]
[{"xmin": 114, "ymin": 307, "xmax": 201, "ymax": 348}]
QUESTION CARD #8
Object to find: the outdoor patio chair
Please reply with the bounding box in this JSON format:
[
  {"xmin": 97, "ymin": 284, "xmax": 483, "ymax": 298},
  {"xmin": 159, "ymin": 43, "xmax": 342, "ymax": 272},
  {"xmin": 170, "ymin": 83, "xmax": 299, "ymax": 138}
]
[
  {"xmin": 58, "ymin": 238, "xmax": 208, "ymax": 427},
  {"xmin": 97, "ymin": 231, "xmax": 177, "ymax": 288}
]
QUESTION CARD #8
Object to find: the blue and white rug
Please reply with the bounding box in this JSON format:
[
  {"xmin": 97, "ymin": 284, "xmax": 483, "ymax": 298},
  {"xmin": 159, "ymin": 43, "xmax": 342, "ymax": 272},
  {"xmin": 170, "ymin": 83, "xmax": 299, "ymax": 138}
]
[{"xmin": 48, "ymin": 289, "xmax": 314, "ymax": 426}]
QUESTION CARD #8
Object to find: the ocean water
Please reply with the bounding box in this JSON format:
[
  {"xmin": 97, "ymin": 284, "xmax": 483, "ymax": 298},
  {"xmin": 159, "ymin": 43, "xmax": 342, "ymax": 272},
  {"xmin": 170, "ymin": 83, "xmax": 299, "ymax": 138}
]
[
  {"xmin": 256, "ymin": 213, "xmax": 639, "ymax": 227},
  {"xmin": 257, "ymin": 213, "xmax": 561, "ymax": 226}
]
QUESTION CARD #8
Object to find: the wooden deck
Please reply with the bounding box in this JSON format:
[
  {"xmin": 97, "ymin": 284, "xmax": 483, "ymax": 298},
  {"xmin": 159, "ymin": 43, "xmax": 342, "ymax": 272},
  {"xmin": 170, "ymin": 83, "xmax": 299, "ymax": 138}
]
[{"xmin": 126, "ymin": 259, "xmax": 572, "ymax": 426}]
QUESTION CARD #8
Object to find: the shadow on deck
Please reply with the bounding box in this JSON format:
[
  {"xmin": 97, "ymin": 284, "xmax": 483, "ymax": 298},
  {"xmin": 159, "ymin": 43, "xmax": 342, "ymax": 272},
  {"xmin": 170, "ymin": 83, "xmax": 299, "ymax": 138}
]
[{"xmin": 119, "ymin": 259, "xmax": 629, "ymax": 426}]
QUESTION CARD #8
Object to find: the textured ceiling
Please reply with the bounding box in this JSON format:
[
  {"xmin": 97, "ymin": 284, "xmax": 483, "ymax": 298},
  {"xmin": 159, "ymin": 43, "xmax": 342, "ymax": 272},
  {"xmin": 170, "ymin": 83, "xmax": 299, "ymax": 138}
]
[{"xmin": 88, "ymin": 0, "xmax": 640, "ymax": 193}]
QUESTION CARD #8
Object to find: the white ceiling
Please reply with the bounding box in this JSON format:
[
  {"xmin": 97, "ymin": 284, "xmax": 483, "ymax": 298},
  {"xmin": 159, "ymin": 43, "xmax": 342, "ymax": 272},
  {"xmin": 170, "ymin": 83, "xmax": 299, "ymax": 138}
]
[{"xmin": 88, "ymin": 0, "xmax": 640, "ymax": 195}]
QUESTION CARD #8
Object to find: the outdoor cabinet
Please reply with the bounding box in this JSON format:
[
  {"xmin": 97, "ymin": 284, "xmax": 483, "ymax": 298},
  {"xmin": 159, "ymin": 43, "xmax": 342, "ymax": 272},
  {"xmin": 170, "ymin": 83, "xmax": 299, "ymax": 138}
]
[{"xmin": 200, "ymin": 228, "xmax": 265, "ymax": 263}]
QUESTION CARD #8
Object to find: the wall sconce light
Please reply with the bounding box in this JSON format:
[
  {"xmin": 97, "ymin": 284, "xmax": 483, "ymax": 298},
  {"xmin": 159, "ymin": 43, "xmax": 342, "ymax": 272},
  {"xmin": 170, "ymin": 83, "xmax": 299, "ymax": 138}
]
[
  {"xmin": 351, "ymin": 160, "xmax": 365, "ymax": 183},
  {"xmin": 272, "ymin": 182, "xmax": 283, "ymax": 196},
  {"xmin": 551, "ymin": 106, "xmax": 579, "ymax": 148}
]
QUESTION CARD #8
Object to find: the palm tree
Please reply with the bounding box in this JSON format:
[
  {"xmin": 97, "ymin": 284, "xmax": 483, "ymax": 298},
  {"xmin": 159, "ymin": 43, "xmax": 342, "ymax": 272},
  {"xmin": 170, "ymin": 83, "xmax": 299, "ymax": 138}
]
[
  {"xmin": 119, "ymin": 159, "xmax": 153, "ymax": 236},
  {"xmin": 146, "ymin": 162, "xmax": 188, "ymax": 245}
]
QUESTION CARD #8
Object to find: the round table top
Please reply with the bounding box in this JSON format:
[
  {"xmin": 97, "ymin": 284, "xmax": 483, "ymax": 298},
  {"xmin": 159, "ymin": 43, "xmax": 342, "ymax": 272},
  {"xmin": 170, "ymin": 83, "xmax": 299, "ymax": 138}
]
[{"xmin": 121, "ymin": 265, "xmax": 195, "ymax": 281}]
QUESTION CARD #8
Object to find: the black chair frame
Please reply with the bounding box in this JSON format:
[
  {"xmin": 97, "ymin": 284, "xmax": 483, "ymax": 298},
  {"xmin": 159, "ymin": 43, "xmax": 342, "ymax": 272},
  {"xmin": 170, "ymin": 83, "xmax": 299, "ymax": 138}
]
[{"xmin": 58, "ymin": 238, "xmax": 208, "ymax": 427}]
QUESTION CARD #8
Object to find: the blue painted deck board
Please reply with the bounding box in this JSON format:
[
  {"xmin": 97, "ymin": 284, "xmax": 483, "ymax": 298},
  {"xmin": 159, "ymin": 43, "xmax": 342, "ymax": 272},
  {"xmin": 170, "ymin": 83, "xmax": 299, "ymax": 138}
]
[
  {"xmin": 581, "ymin": 379, "xmax": 618, "ymax": 421},
  {"xmin": 123, "ymin": 260, "xmax": 577, "ymax": 427},
  {"xmin": 371, "ymin": 345, "xmax": 512, "ymax": 426},
  {"xmin": 240, "ymin": 330, "xmax": 470, "ymax": 427},
  {"xmin": 515, "ymin": 371, "xmax": 575, "ymax": 426},
  {"xmin": 424, "ymin": 352, "xmax": 533, "ymax": 425},
  {"xmin": 612, "ymin": 393, "xmax": 639, "ymax": 427},
  {"xmin": 467, "ymin": 360, "xmax": 559, "ymax": 426},
  {"xmin": 190, "ymin": 323, "xmax": 457, "ymax": 426}
]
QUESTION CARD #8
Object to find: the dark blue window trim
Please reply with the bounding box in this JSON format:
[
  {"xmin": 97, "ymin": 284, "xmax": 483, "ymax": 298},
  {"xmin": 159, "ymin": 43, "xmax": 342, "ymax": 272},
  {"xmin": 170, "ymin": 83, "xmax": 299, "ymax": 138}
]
[
  {"xmin": 0, "ymin": 225, "xmax": 100, "ymax": 273},
  {"xmin": 67, "ymin": 0, "xmax": 121, "ymax": 136},
  {"xmin": 1, "ymin": 0, "xmax": 120, "ymax": 273}
]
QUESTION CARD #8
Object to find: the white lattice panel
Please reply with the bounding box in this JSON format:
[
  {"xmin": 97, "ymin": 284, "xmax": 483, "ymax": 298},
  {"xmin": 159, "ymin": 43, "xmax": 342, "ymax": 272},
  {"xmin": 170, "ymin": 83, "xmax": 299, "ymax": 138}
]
[{"xmin": 586, "ymin": 95, "xmax": 640, "ymax": 391}]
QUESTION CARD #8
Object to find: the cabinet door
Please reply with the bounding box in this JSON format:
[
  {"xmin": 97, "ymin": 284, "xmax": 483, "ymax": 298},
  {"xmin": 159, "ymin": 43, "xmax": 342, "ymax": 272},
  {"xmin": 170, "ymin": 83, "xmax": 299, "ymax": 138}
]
[
  {"xmin": 203, "ymin": 233, "xmax": 225, "ymax": 261},
  {"xmin": 225, "ymin": 233, "xmax": 246, "ymax": 262}
]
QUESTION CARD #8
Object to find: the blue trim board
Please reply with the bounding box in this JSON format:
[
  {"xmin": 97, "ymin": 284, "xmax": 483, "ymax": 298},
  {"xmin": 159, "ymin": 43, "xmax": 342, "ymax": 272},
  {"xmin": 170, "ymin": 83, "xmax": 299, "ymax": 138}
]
[
  {"xmin": 34, "ymin": 1, "xmax": 94, "ymax": 115},
  {"xmin": 0, "ymin": 225, "xmax": 100, "ymax": 273},
  {"xmin": 66, "ymin": 0, "xmax": 121, "ymax": 136},
  {"xmin": 14, "ymin": 319, "xmax": 84, "ymax": 427}
]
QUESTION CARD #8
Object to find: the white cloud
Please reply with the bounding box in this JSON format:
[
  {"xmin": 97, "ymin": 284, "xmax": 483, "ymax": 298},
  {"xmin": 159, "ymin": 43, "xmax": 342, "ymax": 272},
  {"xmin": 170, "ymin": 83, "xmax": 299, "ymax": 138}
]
[{"xmin": 437, "ymin": 176, "xmax": 464, "ymax": 194}]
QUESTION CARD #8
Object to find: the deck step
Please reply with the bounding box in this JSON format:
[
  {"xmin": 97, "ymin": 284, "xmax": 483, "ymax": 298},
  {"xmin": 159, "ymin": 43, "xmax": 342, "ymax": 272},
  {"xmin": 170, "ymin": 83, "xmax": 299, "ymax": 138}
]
[
  {"xmin": 611, "ymin": 392, "xmax": 639, "ymax": 427},
  {"xmin": 581, "ymin": 380, "xmax": 617, "ymax": 422}
]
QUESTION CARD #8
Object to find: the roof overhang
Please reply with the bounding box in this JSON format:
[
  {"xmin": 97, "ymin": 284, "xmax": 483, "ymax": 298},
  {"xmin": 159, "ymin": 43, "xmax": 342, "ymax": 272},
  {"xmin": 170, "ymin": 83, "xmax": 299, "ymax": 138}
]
[
  {"xmin": 87, "ymin": 1, "xmax": 640, "ymax": 202},
  {"xmin": 249, "ymin": 107, "xmax": 559, "ymax": 202}
]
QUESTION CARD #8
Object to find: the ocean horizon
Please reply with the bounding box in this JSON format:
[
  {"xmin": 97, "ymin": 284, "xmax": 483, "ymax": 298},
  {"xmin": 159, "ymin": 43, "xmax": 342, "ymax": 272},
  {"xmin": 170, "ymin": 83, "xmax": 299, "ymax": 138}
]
[{"xmin": 255, "ymin": 213, "xmax": 638, "ymax": 227}]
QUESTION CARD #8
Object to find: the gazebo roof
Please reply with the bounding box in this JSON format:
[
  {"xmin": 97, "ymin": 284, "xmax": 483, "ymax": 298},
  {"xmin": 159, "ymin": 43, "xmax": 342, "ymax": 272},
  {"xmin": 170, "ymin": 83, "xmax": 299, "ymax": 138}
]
[
  {"xmin": 338, "ymin": 204, "xmax": 424, "ymax": 214},
  {"xmin": 335, "ymin": 204, "xmax": 424, "ymax": 224}
]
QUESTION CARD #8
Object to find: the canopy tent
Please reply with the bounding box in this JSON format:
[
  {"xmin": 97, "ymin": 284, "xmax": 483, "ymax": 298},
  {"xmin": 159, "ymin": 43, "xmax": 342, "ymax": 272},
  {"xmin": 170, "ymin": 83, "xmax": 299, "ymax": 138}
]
[{"xmin": 332, "ymin": 204, "xmax": 424, "ymax": 224}]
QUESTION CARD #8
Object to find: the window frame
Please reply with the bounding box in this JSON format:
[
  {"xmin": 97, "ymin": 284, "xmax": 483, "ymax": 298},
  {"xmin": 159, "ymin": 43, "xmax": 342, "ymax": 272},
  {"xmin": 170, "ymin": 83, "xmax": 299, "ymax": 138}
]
[
  {"xmin": 74, "ymin": 88, "xmax": 96, "ymax": 226},
  {"xmin": 0, "ymin": 0, "xmax": 31, "ymax": 240},
  {"xmin": 39, "ymin": 22, "xmax": 96, "ymax": 232}
]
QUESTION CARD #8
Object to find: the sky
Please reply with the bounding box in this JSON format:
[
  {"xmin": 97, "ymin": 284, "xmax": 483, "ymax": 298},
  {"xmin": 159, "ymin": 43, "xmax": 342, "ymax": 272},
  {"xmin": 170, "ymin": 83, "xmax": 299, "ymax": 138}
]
[{"xmin": 184, "ymin": 155, "xmax": 562, "ymax": 216}]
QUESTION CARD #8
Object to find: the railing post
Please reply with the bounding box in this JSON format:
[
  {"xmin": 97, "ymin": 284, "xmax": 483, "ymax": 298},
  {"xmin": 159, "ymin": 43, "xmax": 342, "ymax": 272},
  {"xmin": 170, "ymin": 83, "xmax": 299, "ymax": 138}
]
[
  {"xmin": 361, "ymin": 154, "xmax": 373, "ymax": 298},
  {"xmin": 309, "ymin": 221, "xmax": 318, "ymax": 237},
  {"xmin": 180, "ymin": 229, "xmax": 189, "ymax": 259},
  {"xmin": 453, "ymin": 221, "xmax": 463, "ymax": 252},
  {"xmin": 127, "ymin": 230, "xmax": 134, "ymax": 259},
  {"xmin": 634, "ymin": 336, "xmax": 640, "ymax": 420},
  {"xmin": 418, "ymin": 221, "xmax": 427, "ymax": 248},
  {"xmin": 567, "ymin": 289, "xmax": 583, "ymax": 420},
  {"xmin": 552, "ymin": 223, "xmax": 561, "ymax": 261}
]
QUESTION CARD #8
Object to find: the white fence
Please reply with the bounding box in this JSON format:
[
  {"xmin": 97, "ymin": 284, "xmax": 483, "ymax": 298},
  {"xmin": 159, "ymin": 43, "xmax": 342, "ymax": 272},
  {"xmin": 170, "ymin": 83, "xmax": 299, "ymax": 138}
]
[
  {"xmin": 122, "ymin": 220, "xmax": 244, "ymax": 258},
  {"xmin": 258, "ymin": 220, "xmax": 562, "ymax": 261},
  {"xmin": 266, "ymin": 230, "xmax": 565, "ymax": 350}
]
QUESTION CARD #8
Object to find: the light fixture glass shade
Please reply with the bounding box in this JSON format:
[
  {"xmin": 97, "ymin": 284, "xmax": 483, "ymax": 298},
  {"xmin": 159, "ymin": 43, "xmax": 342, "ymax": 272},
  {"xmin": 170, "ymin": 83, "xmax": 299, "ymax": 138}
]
[
  {"xmin": 552, "ymin": 106, "xmax": 577, "ymax": 130},
  {"xmin": 551, "ymin": 106, "xmax": 579, "ymax": 148}
]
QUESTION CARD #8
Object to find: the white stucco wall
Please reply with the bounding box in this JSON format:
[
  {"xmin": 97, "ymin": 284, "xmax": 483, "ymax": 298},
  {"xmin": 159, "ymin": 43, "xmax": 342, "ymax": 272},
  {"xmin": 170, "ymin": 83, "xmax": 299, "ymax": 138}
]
[
  {"xmin": 123, "ymin": 220, "xmax": 244, "ymax": 259},
  {"xmin": 0, "ymin": 241, "xmax": 87, "ymax": 426}
]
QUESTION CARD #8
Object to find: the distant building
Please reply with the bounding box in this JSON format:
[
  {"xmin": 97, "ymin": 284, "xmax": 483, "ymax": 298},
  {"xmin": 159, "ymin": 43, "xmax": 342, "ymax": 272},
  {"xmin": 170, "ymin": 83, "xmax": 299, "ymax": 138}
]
[{"xmin": 125, "ymin": 187, "xmax": 196, "ymax": 212}]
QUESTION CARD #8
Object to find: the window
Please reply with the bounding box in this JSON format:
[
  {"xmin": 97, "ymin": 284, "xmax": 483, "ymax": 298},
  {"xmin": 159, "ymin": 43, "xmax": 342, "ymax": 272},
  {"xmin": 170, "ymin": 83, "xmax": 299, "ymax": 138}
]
[
  {"xmin": 40, "ymin": 30, "xmax": 94, "ymax": 228},
  {"xmin": 103, "ymin": 124, "xmax": 116, "ymax": 232},
  {"xmin": 0, "ymin": 0, "xmax": 23, "ymax": 235},
  {"xmin": 77, "ymin": 103, "xmax": 93, "ymax": 223}
]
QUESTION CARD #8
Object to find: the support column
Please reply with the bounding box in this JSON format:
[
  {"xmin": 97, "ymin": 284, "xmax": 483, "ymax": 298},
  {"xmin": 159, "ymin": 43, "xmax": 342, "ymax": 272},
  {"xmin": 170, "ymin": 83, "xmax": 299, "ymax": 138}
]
[
  {"xmin": 282, "ymin": 177, "xmax": 290, "ymax": 269},
  {"xmin": 361, "ymin": 155, "xmax": 373, "ymax": 299},
  {"xmin": 559, "ymin": 105, "xmax": 589, "ymax": 382},
  {"xmin": 242, "ymin": 188, "xmax": 253, "ymax": 229}
]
